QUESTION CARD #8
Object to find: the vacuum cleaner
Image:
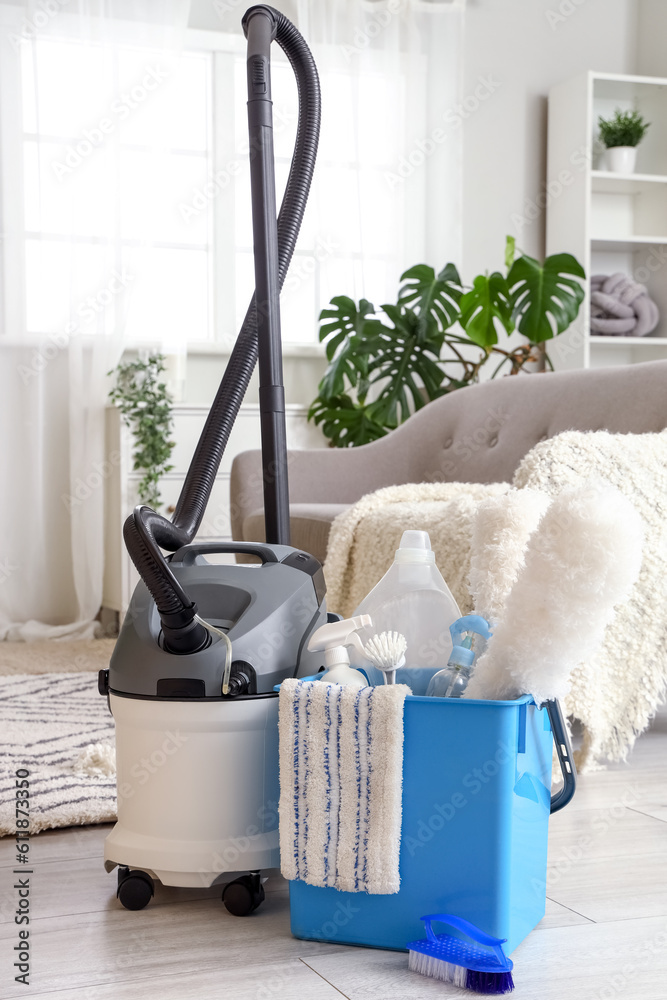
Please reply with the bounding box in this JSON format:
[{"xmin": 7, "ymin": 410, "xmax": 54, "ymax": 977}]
[{"xmin": 99, "ymin": 5, "xmax": 327, "ymax": 916}]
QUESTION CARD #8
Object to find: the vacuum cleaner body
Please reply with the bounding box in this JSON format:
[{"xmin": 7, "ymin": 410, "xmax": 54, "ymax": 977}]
[{"xmin": 103, "ymin": 542, "xmax": 327, "ymax": 887}]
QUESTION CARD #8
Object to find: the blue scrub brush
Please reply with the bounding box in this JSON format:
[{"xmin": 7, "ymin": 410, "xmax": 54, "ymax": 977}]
[{"xmin": 407, "ymin": 914, "xmax": 514, "ymax": 994}]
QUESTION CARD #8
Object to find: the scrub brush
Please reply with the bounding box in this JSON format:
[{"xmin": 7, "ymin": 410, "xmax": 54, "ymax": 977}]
[
  {"xmin": 407, "ymin": 914, "xmax": 514, "ymax": 994},
  {"xmin": 363, "ymin": 631, "xmax": 406, "ymax": 685}
]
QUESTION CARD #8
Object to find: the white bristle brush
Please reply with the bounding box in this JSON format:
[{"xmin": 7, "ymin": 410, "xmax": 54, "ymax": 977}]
[
  {"xmin": 363, "ymin": 631, "xmax": 407, "ymax": 685},
  {"xmin": 465, "ymin": 485, "xmax": 644, "ymax": 706}
]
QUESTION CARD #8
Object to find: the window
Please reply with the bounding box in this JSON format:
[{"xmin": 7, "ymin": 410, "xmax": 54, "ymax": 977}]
[
  {"xmin": 20, "ymin": 37, "xmax": 212, "ymax": 346},
  {"xmin": 11, "ymin": 26, "xmax": 435, "ymax": 349}
]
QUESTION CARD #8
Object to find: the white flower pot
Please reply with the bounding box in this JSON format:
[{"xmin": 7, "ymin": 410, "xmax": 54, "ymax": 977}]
[{"xmin": 606, "ymin": 146, "xmax": 637, "ymax": 174}]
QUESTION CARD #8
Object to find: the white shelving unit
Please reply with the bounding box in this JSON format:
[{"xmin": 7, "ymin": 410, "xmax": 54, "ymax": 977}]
[{"xmin": 547, "ymin": 71, "xmax": 667, "ymax": 370}]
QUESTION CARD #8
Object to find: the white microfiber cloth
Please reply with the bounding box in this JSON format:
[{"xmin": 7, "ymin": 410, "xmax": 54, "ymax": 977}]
[{"xmin": 278, "ymin": 679, "xmax": 409, "ymax": 894}]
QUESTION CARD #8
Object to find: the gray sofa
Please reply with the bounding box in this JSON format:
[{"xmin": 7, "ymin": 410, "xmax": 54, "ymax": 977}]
[{"xmin": 230, "ymin": 360, "xmax": 667, "ymax": 564}]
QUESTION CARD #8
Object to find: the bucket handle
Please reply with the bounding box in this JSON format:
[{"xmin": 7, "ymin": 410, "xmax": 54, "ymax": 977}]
[{"xmin": 546, "ymin": 699, "xmax": 577, "ymax": 813}]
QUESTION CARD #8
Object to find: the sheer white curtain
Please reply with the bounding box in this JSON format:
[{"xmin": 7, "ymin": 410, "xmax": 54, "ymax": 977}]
[
  {"xmin": 294, "ymin": 0, "xmax": 464, "ymax": 304},
  {"xmin": 0, "ymin": 0, "xmax": 190, "ymax": 640},
  {"xmin": 213, "ymin": 0, "xmax": 464, "ymax": 332}
]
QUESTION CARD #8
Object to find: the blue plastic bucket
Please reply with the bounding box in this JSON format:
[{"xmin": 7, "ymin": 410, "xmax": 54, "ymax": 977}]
[{"xmin": 288, "ymin": 692, "xmax": 556, "ymax": 954}]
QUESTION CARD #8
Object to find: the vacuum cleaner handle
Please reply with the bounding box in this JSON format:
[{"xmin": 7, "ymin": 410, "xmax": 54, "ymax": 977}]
[
  {"xmin": 547, "ymin": 698, "xmax": 577, "ymax": 813},
  {"xmin": 171, "ymin": 542, "xmax": 280, "ymax": 566}
]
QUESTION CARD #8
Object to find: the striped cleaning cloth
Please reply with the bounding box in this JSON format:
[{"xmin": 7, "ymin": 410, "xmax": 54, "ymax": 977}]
[{"xmin": 278, "ymin": 679, "xmax": 409, "ymax": 895}]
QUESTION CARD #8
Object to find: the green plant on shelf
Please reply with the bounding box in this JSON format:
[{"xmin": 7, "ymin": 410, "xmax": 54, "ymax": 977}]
[
  {"xmin": 309, "ymin": 236, "xmax": 585, "ymax": 448},
  {"xmin": 598, "ymin": 108, "xmax": 650, "ymax": 148},
  {"xmin": 108, "ymin": 353, "xmax": 175, "ymax": 509}
]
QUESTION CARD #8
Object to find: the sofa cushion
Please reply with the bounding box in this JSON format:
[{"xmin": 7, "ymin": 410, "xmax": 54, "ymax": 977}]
[{"xmin": 242, "ymin": 503, "xmax": 350, "ymax": 563}]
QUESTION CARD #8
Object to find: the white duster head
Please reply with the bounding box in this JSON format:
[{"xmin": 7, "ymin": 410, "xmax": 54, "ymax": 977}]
[
  {"xmin": 465, "ymin": 485, "xmax": 644, "ymax": 706},
  {"xmin": 468, "ymin": 488, "xmax": 552, "ymax": 623}
]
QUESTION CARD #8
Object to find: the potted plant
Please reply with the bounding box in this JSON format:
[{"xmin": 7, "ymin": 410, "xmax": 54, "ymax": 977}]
[
  {"xmin": 108, "ymin": 353, "xmax": 175, "ymax": 509},
  {"xmin": 598, "ymin": 108, "xmax": 650, "ymax": 174},
  {"xmin": 309, "ymin": 237, "xmax": 585, "ymax": 448}
]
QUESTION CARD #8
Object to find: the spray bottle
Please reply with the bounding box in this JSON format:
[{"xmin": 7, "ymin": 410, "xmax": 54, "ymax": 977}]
[
  {"xmin": 307, "ymin": 615, "xmax": 372, "ymax": 688},
  {"xmin": 426, "ymin": 614, "xmax": 493, "ymax": 698}
]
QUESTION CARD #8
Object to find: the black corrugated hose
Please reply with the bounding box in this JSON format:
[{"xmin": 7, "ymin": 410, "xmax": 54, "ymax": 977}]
[{"xmin": 122, "ymin": 6, "xmax": 320, "ymax": 653}]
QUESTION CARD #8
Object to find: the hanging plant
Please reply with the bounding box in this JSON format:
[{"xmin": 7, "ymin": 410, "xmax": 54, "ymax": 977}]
[{"xmin": 108, "ymin": 353, "xmax": 175, "ymax": 509}]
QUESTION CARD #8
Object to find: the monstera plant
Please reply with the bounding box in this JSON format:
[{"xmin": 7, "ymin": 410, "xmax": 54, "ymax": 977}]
[{"xmin": 309, "ymin": 237, "xmax": 585, "ymax": 447}]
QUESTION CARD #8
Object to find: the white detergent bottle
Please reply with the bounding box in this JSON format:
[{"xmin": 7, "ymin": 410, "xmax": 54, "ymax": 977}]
[
  {"xmin": 353, "ymin": 530, "xmax": 461, "ymax": 684},
  {"xmin": 307, "ymin": 615, "xmax": 372, "ymax": 687}
]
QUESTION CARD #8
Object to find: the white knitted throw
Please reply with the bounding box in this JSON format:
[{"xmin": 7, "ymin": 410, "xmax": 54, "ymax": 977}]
[
  {"xmin": 324, "ymin": 481, "xmax": 509, "ymax": 618},
  {"xmin": 323, "ymin": 431, "xmax": 667, "ymax": 769}
]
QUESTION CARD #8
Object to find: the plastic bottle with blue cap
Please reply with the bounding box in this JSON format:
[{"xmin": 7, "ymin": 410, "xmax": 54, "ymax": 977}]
[{"xmin": 426, "ymin": 614, "xmax": 493, "ymax": 698}]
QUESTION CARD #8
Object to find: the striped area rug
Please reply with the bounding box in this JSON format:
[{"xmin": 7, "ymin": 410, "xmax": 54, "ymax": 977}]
[{"xmin": 0, "ymin": 672, "xmax": 116, "ymax": 835}]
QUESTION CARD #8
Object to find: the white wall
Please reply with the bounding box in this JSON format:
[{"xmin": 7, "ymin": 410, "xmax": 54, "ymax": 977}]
[
  {"xmin": 460, "ymin": 0, "xmax": 637, "ymax": 278},
  {"xmin": 636, "ymin": 0, "xmax": 667, "ymax": 77}
]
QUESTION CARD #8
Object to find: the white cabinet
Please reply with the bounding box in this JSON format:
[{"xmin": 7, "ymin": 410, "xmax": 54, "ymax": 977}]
[
  {"xmin": 547, "ymin": 71, "xmax": 667, "ymax": 370},
  {"xmin": 103, "ymin": 404, "xmax": 325, "ymax": 615}
]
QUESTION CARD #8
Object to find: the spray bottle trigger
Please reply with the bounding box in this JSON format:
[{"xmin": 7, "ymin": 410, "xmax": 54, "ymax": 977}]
[{"xmin": 449, "ymin": 614, "xmax": 493, "ymax": 649}]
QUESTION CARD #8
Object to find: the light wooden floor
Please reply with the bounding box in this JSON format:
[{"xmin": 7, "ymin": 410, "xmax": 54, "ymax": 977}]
[{"xmin": 1, "ymin": 707, "xmax": 666, "ymax": 999}]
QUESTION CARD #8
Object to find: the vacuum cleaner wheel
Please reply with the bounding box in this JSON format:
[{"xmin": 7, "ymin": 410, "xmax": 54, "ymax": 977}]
[
  {"xmin": 117, "ymin": 866, "xmax": 155, "ymax": 911},
  {"xmin": 222, "ymin": 872, "xmax": 265, "ymax": 916}
]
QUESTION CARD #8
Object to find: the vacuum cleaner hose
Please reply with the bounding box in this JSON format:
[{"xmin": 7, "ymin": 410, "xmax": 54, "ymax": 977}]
[{"xmin": 122, "ymin": 5, "xmax": 320, "ymax": 653}]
